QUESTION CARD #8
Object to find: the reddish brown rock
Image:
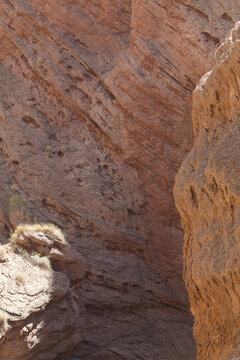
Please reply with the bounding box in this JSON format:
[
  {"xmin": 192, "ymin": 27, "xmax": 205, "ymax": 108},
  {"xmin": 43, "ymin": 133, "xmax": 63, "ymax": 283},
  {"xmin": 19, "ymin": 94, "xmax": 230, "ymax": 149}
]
[
  {"xmin": 0, "ymin": 1, "xmax": 239, "ymax": 359},
  {"xmin": 175, "ymin": 22, "xmax": 240, "ymax": 360}
]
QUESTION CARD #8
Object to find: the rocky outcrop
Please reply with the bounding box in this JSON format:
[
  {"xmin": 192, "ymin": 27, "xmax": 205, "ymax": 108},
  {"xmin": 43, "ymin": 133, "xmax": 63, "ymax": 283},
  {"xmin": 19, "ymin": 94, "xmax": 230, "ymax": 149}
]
[
  {"xmin": 0, "ymin": 1, "xmax": 239, "ymax": 359},
  {"xmin": 174, "ymin": 22, "xmax": 240, "ymax": 360},
  {"xmin": 0, "ymin": 224, "xmax": 86, "ymax": 360}
]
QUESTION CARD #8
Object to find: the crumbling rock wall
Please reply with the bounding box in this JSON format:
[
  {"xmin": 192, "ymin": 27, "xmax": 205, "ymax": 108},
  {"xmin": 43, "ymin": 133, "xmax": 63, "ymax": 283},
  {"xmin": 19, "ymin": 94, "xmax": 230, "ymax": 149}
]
[
  {"xmin": 0, "ymin": 0, "xmax": 239, "ymax": 359},
  {"xmin": 175, "ymin": 22, "xmax": 240, "ymax": 360}
]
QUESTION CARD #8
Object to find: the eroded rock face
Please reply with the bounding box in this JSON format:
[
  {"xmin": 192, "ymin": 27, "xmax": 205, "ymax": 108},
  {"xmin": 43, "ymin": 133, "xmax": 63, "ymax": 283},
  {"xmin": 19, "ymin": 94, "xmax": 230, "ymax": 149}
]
[
  {"xmin": 0, "ymin": 224, "xmax": 86, "ymax": 360},
  {"xmin": 0, "ymin": 1, "xmax": 239, "ymax": 359},
  {"xmin": 175, "ymin": 22, "xmax": 240, "ymax": 360}
]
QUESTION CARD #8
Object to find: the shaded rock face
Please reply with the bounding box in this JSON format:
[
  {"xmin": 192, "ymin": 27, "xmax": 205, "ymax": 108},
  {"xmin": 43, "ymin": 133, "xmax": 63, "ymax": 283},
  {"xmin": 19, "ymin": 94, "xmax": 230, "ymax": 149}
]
[
  {"xmin": 0, "ymin": 1, "xmax": 239, "ymax": 359},
  {"xmin": 0, "ymin": 225, "xmax": 86, "ymax": 360},
  {"xmin": 175, "ymin": 22, "xmax": 240, "ymax": 360}
]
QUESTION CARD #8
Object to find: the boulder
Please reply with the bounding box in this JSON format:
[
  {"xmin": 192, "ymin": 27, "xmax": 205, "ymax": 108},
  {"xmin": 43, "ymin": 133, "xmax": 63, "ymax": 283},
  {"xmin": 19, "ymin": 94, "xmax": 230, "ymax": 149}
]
[{"xmin": 0, "ymin": 224, "xmax": 86, "ymax": 360}]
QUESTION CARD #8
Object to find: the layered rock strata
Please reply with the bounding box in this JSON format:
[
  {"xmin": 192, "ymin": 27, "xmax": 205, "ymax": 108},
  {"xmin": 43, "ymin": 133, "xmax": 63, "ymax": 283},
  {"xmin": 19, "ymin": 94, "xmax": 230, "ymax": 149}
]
[
  {"xmin": 0, "ymin": 224, "xmax": 86, "ymax": 360},
  {"xmin": 0, "ymin": 1, "xmax": 239, "ymax": 359},
  {"xmin": 175, "ymin": 22, "xmax": 240, "ymax": 360}
]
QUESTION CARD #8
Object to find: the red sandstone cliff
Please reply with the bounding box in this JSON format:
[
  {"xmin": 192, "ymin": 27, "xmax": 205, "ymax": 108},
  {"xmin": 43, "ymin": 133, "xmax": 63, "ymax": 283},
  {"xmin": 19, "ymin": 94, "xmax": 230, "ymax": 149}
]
[
  {"xmin": 175, "ymin": 22, "xmax": 240, "ymax": 360},
  {"xmin": 0, "ymin": 1, "xmax": 239, "ymax": 359}
]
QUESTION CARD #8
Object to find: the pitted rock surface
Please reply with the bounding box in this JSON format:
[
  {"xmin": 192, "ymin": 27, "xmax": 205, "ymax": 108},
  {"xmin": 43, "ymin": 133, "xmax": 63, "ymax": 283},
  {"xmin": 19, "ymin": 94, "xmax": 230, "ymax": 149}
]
[{"xmin": 175, "ymin": 22, "xmax": 240, "ymax": 360}]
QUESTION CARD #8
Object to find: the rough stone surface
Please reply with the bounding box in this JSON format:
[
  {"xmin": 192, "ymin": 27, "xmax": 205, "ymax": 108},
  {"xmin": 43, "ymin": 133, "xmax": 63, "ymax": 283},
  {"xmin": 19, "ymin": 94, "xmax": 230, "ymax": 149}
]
[
  {"xmin": 0, "ymin": 226, "xmax": 86, "ymax": 360},
  {"xmin": 175, "ymin": 22, "xmax": 240, "ymax": 360},
  {"xmin": 0, "ymin": 1, "xmax": 239, "ymax": 359}
]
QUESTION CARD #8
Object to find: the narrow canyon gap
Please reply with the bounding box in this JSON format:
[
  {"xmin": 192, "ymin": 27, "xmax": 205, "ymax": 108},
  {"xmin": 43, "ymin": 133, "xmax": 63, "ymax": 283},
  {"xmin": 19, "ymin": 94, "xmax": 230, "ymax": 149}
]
[{"xmin": 0, "ymin": 1, "xmax": 239, "ymax": 359}]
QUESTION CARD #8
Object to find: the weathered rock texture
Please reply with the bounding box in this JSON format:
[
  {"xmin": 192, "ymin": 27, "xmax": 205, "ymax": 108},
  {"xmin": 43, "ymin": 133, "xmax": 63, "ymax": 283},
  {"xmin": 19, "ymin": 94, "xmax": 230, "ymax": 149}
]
[
  {"xmin": 175, "ymin": 22, "xmax": 240, "ymax": 360},
  {"xmin": 0, "ymin": 0, "xmax": 239, "ymax": 359},
  {"xmin": 0, "ymin": 224, "xmax": 86, "ymax": 360}
]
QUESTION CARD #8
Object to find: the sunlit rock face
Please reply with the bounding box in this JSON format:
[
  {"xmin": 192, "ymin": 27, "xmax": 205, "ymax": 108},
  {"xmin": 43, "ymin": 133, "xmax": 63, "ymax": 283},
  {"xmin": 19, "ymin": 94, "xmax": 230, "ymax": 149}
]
[
  {"xmin": 0, "ymin": 224, "xmax": 86, "ymax": 360},
  {"xmin": 175, "ymin": 22, "xmax": 240, "ymax": 360},
  {"xmin": 0, "ymin": 1, "xmax": 239, "ymax": 359}
]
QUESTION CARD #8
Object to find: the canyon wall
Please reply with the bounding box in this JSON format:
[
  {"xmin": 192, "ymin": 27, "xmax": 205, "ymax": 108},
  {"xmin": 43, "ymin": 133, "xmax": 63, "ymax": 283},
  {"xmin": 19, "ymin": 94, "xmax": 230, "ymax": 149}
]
[
  {"xmin": 0, "ymin": 0, "xmax": 239, "ymax": 359},
  {"xmin": 175, "ymin": 22, "xmax": 240, "ymax": 360}
]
